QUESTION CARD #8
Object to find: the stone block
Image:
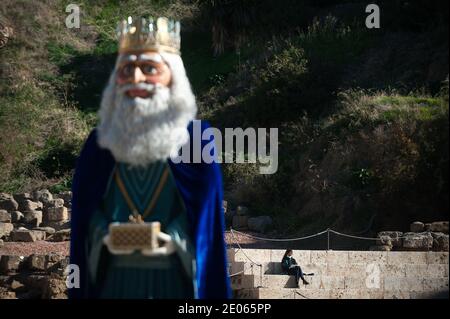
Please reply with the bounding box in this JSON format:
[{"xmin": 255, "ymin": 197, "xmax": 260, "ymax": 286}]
[
  {"xmin": 377, "ymin": 231, "xmax": 403, "ymax": 247},
  {"xmin": 387, "ymin": 251, "xmax": 428, "ymax": 265},
  {"xmin": 327, "ymin": 251, "xmax": 349, "ymax": 265},
  {"xmin": 348, "ymin": 251, "xmax": 387, "ymax": 264},
  {"xmin": 23, "ymin": 210, "xmax": 43, "ymax": 227},
  {"xmin": 28, "ymin": 255, "xmax": 46, "ymax": 271},
  {"xmin": 383, "ymin": 290, "xmax": 411, "ymax": 299},
  {"xmin": 384, "ymin": 276, "xmax": 423, "ymax": 291},
  {"xmin": 410, "ymin": 221, "xmax": 425, "ymax": 233},
  {"xmin": 422, "ymin": 277, "xmax": 449, "ymax": 292},
  {"xmin": 46, "ymin": 206, "xmax": 68, "ymax": 222},
  {"xmin": 49, "ymin": 229, "xmax": 70, "ymax": 242},
  {"xmin": 233, "ymin": 249, "xmax": 270, "ymax": 263},
  {"xmin": 11, "ymin": 229, "xmax": 46, "ymax": 242},
  {"xmin": 0, "ymin": 255, "xmax": 25, "ymax": 274},
  {"xmin": 403, "ymin": 232, "xmax": 433, "ymax": 251},
  {"xmin": 426, "ymin": 252, "xmax": 449, "ymax": 264},
  {"xmin": 19, "ymin": 200, "xmax": 43, "ymax": 212},
  {"xmin": 310, "ymin": 251, "xmax": 328, "ymax": 264},
  {"xmin": 32, "ymin": 189, "xmax": 53, "ymax": 204},
  {"xmin": 10, "ymin": 211, "xmax": 23, "ymax": 223},
  {"xmin": 429, "ymin": 221, "xmax": 449, "ymax": 234},
  {"xmin": 0, "ymin": 222, "xmax": 14, "ymax": 238},
  {"xmin": 0, "ymin": 210, "xmax": 11, "ymax": 223},
  {"xmin": 380, "ymin": 264, "xmax": 406, "ymax": 277},
  {"xmin": 0, "ymin": 193, "xmax": 18, "ymax": 211}
]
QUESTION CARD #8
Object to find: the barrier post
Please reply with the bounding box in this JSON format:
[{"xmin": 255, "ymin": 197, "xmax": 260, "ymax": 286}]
[{"xmin": 327, "ymin": 228, "xmax": 330, "ymax": 251}]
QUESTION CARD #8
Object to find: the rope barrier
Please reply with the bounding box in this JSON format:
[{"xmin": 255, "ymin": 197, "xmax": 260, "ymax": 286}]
[
  {"xmin": 230, "ymin": 229, "xmax": 264, "ymax": 288},
  {"xmin": 230, "ymin": 228, "xmax": 329, "ymax": 242},
  {"xmin": 228, "ymin": 227, "xmax": 413, "ymax": 243}
]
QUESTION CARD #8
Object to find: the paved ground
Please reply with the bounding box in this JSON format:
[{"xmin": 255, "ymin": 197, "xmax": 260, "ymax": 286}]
[{"xmin": 0, "ymin": 241, "xmax": 70, "ymax": 256}]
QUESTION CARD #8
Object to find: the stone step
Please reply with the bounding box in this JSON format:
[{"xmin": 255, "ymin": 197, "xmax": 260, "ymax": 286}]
[
  {"xmin": 228, "ymin": 249, "xmax": 449, "ymax": 265},
  {"xmin": 234, "ymin": 288, "xmax": 449, "ymax": 299},
  {"xmin": 229, "ymin": 261, "xmax": 449, "ymax": 278},
  {"xmin": 231, "ymin": 274, "xmax": 449, "ymax": 292}
]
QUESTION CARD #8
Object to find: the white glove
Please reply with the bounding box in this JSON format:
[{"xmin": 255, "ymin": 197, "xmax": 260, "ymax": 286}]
[{"xmin": 141, "ymin": 231, "xmax": 176, "ymax": 256}]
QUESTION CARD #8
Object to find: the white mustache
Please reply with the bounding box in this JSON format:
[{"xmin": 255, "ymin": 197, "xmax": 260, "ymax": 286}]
[{"xmin": 116, "ymin": 82, "xmax": 163, "ymax": 96}]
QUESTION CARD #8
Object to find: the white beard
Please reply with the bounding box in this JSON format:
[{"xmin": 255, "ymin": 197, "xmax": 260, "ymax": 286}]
[{"xmin": 97, "ymin": 53, "xmax": 197, "ymax": 166}]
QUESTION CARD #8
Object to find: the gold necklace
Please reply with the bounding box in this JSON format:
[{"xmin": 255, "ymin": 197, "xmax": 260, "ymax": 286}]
[{"xmin": 114, "ymin": 165, "xmax": 170, "ymax": 222}]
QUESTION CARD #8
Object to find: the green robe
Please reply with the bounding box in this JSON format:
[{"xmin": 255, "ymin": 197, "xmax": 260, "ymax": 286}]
[{"xmin": 87, "ymin": 161, "xmax": 196, "ymax": 299}]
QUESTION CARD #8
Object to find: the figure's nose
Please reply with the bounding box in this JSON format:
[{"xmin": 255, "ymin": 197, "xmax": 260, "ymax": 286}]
[{"xmin": 131, "ymin": 66, "xmax": 146, "ymax": 84}]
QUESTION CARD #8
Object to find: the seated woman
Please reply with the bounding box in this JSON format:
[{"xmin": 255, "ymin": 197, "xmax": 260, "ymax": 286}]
[{"xmin": 281, "ymin": 249, "xmax": 309, "ymax": 288}]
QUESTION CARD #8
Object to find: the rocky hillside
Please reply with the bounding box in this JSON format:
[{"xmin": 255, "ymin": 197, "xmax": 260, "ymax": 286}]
[{"xmin": 0, "ymin": 1, "xmax": 448, "ymax": 238}]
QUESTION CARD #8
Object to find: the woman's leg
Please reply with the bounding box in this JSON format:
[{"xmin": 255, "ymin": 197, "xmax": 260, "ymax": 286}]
[{"xmin": 288, "ymin": 267, "xmax": 301, "ymax": 286}]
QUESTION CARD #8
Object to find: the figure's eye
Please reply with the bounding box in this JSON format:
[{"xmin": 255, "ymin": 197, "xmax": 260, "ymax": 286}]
[
  {"xmin": 141, "ymin": 64, "xmax": 158, "ymax": 75},
  {"xmin": 121, "ymin": 64, "xmax": 134, "ymax": 77}
]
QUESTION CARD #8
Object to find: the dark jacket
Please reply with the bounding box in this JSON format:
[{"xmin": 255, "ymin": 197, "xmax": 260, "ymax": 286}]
[{"xmin": 281, "ymin": 256, "xmax": 298, "ymax": 273}]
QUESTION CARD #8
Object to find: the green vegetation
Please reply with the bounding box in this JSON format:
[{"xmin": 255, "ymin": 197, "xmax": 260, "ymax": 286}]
[{"xmin": 0, "ymin": 0, "xmax": 448, "ymax": 235}]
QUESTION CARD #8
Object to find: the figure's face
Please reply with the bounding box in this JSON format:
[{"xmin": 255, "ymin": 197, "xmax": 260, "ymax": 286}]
[
  {"xmin": 98, "ymin": 51, "xmax": 197, "ymax": 165},
  {"xmin": 115, "ymin": 50, "xmax": 172, "ymax": 98},
  {"xmin": 288, "ymin": 251, "xmax": 293, "ymax": 257}
]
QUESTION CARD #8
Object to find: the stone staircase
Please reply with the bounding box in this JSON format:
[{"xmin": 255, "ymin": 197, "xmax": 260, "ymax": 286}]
[{"xmin": 227, "ymin": 249, "xmax": 449, "ymax": 299}]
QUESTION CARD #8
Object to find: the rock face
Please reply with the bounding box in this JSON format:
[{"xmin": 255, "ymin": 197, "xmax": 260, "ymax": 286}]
[
  {"xmin": 0, "ymin": 222, "xmax": 14, "ymax": 239},
  {"xmin": 0, "ymin": 210, "xmax": 11, "ymax": 223},
  {"xmin": 402, "ymin": 232, "xmax": 434, "ymax": 251},
  {"xmin": 247, "ymin": 216, "xmax": 273, "ymax": 233},
  {"xmin": 0, "ymin": 193, "xmax": 18, "ymax": 212}
]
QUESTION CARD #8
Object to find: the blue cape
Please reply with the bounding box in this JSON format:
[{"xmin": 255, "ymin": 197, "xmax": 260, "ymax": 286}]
[{"xmin": 69, "ymin": 121, "xmax": 231, "ymax": 299}]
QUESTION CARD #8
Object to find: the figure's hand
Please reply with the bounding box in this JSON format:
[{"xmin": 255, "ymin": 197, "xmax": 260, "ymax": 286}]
[{"xmin": 141, "ymin": 231, "xmax": 176, "ymax": 256}]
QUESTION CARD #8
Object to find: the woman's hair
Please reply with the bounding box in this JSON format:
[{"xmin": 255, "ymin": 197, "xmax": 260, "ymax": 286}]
[{"xmin": 283, "ymin": 249, "xmax": 293, "ymax": 259}]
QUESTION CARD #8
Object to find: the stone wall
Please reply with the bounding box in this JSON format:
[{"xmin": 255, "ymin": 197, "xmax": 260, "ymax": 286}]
[
  {"xmin": 229, "ymin": 249, "xmax": 449, "ymax": 299},
  {"xmin": 0, "ymin": 190, "xmax": 72, "ymax": 245},
  {"xmin": 0, "ymin": 254, "xmax": 68, "ymax": 299}
]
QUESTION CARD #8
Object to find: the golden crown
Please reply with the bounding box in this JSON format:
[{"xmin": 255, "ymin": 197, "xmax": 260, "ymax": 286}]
[{"xmin": 116, "ymin": 16, "xmax": 181, "ymax": 55}]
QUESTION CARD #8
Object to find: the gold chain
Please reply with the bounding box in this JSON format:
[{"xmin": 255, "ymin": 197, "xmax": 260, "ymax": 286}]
[{"xmin": 114, "ymin": 165, "xmax": 170, "ymax": 220}]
